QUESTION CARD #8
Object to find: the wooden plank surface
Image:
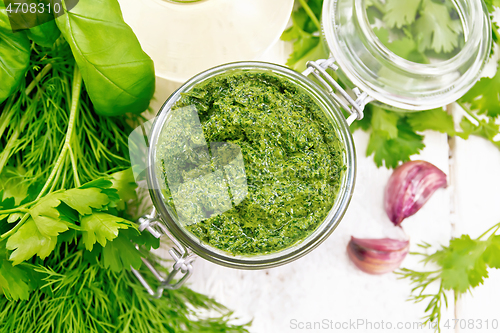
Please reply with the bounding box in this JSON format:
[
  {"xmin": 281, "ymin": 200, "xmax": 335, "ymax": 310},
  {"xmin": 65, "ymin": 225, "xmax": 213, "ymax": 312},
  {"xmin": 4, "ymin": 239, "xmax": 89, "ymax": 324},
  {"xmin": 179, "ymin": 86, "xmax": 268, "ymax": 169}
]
[{"xmin": 145, "ymin": 26, "xmax": 500, "ymax": 333}]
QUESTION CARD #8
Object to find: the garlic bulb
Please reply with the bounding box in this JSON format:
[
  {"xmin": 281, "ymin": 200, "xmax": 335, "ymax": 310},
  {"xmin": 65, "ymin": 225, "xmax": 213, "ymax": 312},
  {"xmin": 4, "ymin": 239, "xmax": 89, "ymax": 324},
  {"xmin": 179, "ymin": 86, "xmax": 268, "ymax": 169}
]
[
  {"xmin": 347, "ymin": 237, "xmax": 410, "ymax": 275},
  {"xmin": 384, "ymin": 160, "xmax": 447, "ymax": 226}
]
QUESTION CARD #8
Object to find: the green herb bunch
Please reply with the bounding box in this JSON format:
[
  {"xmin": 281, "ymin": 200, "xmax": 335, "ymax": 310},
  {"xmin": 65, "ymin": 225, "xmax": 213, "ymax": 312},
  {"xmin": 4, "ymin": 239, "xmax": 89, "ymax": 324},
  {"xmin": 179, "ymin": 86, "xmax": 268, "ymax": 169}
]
[
  {"xmin": 282, "ymin": 0, "xmax": 500, "ymax": 168},
  {"xmin": 397, "ymin": 223, "xmax": 500, "ymax": 332}
]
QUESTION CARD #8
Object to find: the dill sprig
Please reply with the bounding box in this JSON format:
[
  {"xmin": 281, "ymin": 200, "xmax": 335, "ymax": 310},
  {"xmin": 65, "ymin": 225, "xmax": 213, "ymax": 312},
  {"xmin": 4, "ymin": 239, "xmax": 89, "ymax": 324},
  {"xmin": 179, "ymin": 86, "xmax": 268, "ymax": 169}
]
[{"xmin": 0, "ymin": 242, "xmax": 249, "ymax": 333}]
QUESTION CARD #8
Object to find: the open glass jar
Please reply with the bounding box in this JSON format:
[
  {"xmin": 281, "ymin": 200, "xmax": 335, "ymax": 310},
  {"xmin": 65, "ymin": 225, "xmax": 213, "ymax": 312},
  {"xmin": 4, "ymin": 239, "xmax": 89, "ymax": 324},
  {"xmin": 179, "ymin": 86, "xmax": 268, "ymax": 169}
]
[{"xmin": 130, "ymin": 0, "xmax": 491, "ymax": 297}]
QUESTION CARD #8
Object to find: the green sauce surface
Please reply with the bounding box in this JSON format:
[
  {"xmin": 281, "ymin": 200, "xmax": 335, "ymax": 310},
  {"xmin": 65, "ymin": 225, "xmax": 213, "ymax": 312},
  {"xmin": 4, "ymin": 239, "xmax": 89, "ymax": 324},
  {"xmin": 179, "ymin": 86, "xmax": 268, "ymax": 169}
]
[{"xmin": 157, "ymin": 70, "xmax": 345, "ymax": 255}]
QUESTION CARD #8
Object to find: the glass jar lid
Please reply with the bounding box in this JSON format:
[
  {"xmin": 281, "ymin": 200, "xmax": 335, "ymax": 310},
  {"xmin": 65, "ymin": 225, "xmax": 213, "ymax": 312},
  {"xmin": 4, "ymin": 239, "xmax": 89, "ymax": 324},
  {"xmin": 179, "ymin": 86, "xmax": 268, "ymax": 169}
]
[
  {"xmin": 322, "ymin": 0, "xmax": 491, "ymax": 110},
  {"xmin": 146, "ymin": 62, "xmax": 356, "ymax": 269}
]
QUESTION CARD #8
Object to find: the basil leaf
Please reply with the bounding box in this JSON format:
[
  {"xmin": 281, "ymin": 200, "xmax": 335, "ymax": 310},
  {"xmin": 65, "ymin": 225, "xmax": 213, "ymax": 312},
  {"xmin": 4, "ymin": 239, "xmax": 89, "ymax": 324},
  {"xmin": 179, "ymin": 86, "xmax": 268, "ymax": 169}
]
[
  {"xmin": 55, "ymin": 0, "xmax": 155, "ymax": 116},
  {"xmin": 0, "ymin": 3, "xmax": 31, "ymax": 104},
  {"xmin": 26, "ymin": 20, "xmax": 61, "ymax": 47}
]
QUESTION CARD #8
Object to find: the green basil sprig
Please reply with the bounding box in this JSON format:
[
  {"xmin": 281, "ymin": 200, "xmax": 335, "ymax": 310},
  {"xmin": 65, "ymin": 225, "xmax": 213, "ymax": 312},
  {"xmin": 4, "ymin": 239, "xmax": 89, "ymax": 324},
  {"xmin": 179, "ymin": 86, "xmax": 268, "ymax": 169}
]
[
  {"xmin": 26, "ymin": 20, "xmax": 61, "ymax": 48},
  {"xmin": 55, "ymin": 0, "xmax": 155, "ymax": 116}
]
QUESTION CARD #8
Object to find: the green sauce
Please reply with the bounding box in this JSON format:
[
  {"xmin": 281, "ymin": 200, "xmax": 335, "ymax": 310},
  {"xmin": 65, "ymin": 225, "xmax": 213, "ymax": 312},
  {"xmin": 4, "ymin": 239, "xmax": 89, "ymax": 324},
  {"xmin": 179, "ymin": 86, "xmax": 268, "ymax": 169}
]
[{"xmin": 157, "ymin": 70, "xmax": 345, "ymax": 255}]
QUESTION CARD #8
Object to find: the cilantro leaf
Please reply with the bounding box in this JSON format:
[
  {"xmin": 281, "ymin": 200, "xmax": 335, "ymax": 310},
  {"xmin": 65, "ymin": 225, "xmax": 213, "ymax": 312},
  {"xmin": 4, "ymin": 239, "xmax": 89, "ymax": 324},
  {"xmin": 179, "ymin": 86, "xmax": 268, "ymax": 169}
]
[
  {"xmin": 102, "ymin": 231, "xmax": 143, "ymax": 272},
  {"xmin": 6, "ymin": 218, "xmax": 58, "ymax": 265},
  {"xmin": 459, "ymin": 117, "xmax": 500, "ymax": 149},
  {"xmin": 434, "ymin": 235, "xmax": 489, "ymax": 293},
  {"xmin": 483, "ymin": 235, "xmax": 500, "ymax": 268},
  {"xmin": 366, "ymin": 107, "xmax": 425, "ymax": 168},
  {"xmin": 81, "ymin": 213, "xmax": 133, "ymax": 251},
  {"xmin": 383, "ymin": 0, "xmax": 421, "ymax": 28},
  {"xmin": 414, "ymin": 0, "xmax": 462, "ymax": 54},
  {"xmin": 281, "ymin": 0, "xmax": 328, "ymax": 71},
  {"xmin": 371, "ymin": 106, "xmax": 399, "ymax": 139},
  {"xmin": 406, "ymin": 108, "xmax": 456, "ymax": 135},
  {"xmin": 460, "ymin": 61, "xmax": 500, "ymax": 118},
  {"xmin": 483, "ymin": 0, "xmax": 500, "ymax": 12}
]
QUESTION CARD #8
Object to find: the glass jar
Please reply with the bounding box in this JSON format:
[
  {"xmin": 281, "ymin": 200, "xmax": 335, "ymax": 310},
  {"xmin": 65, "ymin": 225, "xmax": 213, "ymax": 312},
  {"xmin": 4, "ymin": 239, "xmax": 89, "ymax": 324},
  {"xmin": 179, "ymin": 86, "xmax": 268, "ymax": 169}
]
[
  {"xmin": 130, "ymin": 0, "xmax": 491, "ymax": 296},
  {"xmin": 322, "ymin": 0, "xmax": 491, "ymax": 110}
]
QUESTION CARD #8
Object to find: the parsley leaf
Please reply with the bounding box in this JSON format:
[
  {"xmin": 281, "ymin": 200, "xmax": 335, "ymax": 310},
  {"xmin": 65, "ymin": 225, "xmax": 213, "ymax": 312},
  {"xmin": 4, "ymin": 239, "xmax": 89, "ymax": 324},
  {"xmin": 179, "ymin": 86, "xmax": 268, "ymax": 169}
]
[
  {"xmin": 81, "ymin": 213, "xmax": 133, "ymax": 251},
  {"xmin": 0, "ymin": 260, "xmax": 30, "ymax": 300},
  {"xmin": 6, "ymin": 218, "xmax": 58, "ymax": 265},
  {"xmin": 102, "ymin": 230, "xmax": 143, "ymax": 272},
  {"xmin": 60, "ymin": 188, "xmax": 110, "ymax": 216}
]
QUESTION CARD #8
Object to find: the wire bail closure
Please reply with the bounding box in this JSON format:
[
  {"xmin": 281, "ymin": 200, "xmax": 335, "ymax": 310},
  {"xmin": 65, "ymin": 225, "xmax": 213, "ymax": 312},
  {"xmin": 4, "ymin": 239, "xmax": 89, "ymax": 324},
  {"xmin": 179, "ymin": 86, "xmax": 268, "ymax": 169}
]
[
  {"xmin": 131, "ymin": 208, "xmax": 196, "ymax": 298},
  {"xmin": 302, "ymin": 58, "xmax": 373, "ymax": 125}
]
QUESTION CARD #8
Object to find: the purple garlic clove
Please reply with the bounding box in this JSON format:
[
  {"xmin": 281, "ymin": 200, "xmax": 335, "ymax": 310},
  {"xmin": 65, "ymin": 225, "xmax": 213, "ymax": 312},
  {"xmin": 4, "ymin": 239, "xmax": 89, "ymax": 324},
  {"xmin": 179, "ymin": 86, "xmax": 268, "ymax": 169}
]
[
  {"xmin": 384, "ymin": 160, "xmax": 447, "ymax": 226},
  {"xmin": 347, "ymin": 237, "xmax": 410, "ymax": 275}
]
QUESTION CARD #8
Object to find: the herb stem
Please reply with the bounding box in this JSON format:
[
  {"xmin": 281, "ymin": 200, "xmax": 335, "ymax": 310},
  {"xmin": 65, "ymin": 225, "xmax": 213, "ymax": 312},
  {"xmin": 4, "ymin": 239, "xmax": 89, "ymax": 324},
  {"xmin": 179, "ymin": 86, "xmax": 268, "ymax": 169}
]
[
  {"xmin": 0, "ymin": 108, "xmax": 30, "ymax": 176},
  {"xmin": 456, "ymin": 101, "xmax": 480, "ymax": 122},
  {"xmin": 36, "ymin": 65, "xmax": 82, "ymax": 200},
  {"xmin": 0, "ymin": 207, "xmax": 29, "ymax": 214},
  {"xmin": 25, "ymin": 63, "xmax": 53, "ymax": 96},
  {"xmin": 477, "ymin": 221, "xmax": 500, "ymax": 239},
  {"xmin": 69, "ymin": 146, "xmax": 81, "ymax": 187},
  {"xmin": 298, "ymin": 0, "xmax": 322, "ymax": 31},
  {"xmin": 370, "ymin": 0, "xmax": 386, "ymax": 14},
  {"xmin": 0, "ymin": 213, "xmax": 29, "ymax": 240},
  {"xmin": 0, "ymin": 97, "xmax": 16, "ymax": 140}
]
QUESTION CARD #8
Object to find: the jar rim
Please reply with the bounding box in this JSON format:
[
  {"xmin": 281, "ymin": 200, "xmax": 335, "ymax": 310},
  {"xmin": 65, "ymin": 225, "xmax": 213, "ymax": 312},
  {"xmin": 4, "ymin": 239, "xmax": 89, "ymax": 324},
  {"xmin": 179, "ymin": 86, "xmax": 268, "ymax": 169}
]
[
  {"xmin": 147, "ymin": 61, "xmax": 357, "ymax": 269},
  {"xmin": 322, "ymin": 0, "xmax": 492, "ymax": 110}
]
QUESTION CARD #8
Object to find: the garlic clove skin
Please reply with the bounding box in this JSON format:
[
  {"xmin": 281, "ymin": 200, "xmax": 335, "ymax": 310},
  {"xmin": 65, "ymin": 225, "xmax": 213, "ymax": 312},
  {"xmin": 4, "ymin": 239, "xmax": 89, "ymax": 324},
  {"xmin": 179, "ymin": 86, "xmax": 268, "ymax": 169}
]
[
  {"xmin": 384, "ymin": 160, "xmax": 447, "ymax": 226},
  {"xmin": 347, "ymin": 237, "xmax": 410, "ymax": 275}
]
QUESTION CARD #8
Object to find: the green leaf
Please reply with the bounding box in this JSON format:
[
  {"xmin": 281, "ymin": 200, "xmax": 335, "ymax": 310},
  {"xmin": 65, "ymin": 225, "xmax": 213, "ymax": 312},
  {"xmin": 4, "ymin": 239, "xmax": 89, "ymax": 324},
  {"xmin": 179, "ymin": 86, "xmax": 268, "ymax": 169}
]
[
  {"xmin": 55, "ymin": 0, "xmax": 155, "ymax": 116},
  {"xmin": 460, "ymin": 62, "xmax": 500, "ymax": 118},
  {"xmin": 60, "ymin": 188, "xmax": 110, "ymax": 216},
  {"xmin": 483, "ymin": 0, "xmax": 500, "ymax": 12},
  {"xmin": 81, "ymin": 212, "xmax": 132, "ymax": 251},
  {"xmin": 111, "ymin": 169, "xmax": 137, "ymax": 203},
  {"xmin": 414, "ymin": 0, "xmax": 462, "ymax": 54},
  {"xmin": 0, "ymin": 260, "xmax": 30, "ymax": 300},
  {"xmin": 80, "ymin": 178, "xmax": 113, "ymax": 190},
  {"xmin": 434, "ymin": 235, "xmax": 489, "ymax": 293},
  {"xmin": 25, "ymin": 20, "xmax": 61, "ymax": 47},
  {"xmin": 383, "ymin": 0, "xmax": 421, "ymax": 28},
  {"xmin": 0, "ymin": 3, "xmax": 31, "ymax": 104},
  {"xmin": 459, "ymin": 117, "xmax": 500, "ymax": 144},
  {"xmin": 102, "ymin": 231, "xmax": 142, "ymax": 271},
  {"xmin": 6, "ymin": 218, "xmax": 58, "ymax": 265},
  {"xmin": 366, "ymin": 108, "xmax": 425, "ymax": 168},
  {"xmin": 28, "ymin": 194, "xmax": 68, "ymax": 237},
  {"xmin": 280, "ymin": 1, "xmax": 328, "ymax": 72},
  {"xmin": 371, "ymin": 106, "xmax": 399, "ymax": 139},
  {"xmin": 406, "ymin": 108, "xmax": 455, "ymax": 135},
  {"xmin": 484, "ymin": 235, "xmax": 500, "ymax": 268},
  {"xmin": 0, "ymin": 167, "xmax": 30, "ymax": 206}
]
